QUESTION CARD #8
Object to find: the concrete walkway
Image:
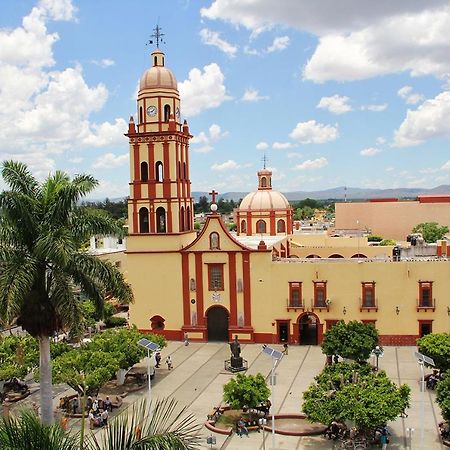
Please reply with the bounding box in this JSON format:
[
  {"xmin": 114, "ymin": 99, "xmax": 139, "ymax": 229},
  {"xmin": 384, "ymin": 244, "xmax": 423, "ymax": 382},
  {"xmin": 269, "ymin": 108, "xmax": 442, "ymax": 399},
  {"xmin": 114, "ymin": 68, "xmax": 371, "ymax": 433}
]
[{"xmin": 8, "ymin": 342, "xmax": 444, "ymax": 449}]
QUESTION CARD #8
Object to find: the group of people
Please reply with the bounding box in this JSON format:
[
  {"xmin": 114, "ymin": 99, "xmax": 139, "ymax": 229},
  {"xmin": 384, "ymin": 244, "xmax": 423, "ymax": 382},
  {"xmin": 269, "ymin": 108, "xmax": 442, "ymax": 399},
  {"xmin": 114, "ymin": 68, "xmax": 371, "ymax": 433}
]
[
  {"xmin": 425, "ymin": 369, "xmax": 441, "ymax": 390},
  {"xmin": 236, "ymin": 417, "xmax": 250, "ymax": 438},
  {"xmin": 155, "ymin": 352, "xmax": 173, "ymax": 370},
  {"xmin": 87, "ymin": 396, "xmax": 112, "ymax": 428}
]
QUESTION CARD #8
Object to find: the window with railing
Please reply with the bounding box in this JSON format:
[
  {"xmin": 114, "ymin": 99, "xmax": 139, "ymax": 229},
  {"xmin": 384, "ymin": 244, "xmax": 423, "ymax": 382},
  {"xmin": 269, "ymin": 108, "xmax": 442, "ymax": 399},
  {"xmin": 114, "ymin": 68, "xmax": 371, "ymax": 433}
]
[
  {"xmin": 288, "ymin": 282, "xmax": 302, "ymax": 308},
  {"xmin": 313, "ymin": 281, "xmax": 327, "ymax": 308},
  {"xmin": 418, "ymin": 281, "xmax": 435, "ymax": 311},
  {"xmin": 361, "ymin": 282, "xmax": 377, "ymax": 310}
]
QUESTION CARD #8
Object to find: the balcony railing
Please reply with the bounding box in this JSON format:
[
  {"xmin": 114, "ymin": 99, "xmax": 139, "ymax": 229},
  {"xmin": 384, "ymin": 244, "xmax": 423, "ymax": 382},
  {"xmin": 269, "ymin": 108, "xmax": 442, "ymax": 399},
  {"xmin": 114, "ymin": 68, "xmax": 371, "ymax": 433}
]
[
  {"xmin": 359, "ymin": 297, "xmax": 378, "ymax": 312},
  {"xmin": 311, "ymin": 299, "xmax": 330, "ymax": 312},
  {"xmin": 417, "ymin": 298, "xmax": 436, "ymax": 312},
  {"xmin": 287, "ymin": 298, "xmax": 304, "ymax": 311}
]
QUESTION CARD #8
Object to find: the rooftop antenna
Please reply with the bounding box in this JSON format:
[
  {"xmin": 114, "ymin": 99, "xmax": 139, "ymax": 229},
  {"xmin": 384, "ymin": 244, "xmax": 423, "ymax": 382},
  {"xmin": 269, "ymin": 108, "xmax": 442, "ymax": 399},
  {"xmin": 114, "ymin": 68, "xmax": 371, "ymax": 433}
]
[{"xmin": 147, "ymin": 22, "xmax": 165, "ymax": 48}]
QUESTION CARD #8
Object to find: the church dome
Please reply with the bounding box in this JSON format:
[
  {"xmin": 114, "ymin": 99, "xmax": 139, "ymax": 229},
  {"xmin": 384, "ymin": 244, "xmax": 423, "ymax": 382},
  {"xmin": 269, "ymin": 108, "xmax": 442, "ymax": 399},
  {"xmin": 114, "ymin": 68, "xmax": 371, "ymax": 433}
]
[
  {"xmin": 240, "ymin": 190, "xmax": 290, "ymax": 211},
  {"xmin": 139, "ymin": 49, "xmax": 178, "ymax": 91}
]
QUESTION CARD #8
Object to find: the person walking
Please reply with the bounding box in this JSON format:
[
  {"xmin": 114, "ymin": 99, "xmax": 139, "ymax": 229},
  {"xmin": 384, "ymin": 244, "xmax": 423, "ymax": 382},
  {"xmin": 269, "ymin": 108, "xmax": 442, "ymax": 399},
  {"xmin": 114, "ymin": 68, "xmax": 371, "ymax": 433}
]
[
  {"xmin": 380, "ymin": 430, "xmax": 389, "ymax": 449},
  {"xmin": 166, "ymin": 355, "xmax": 173, "ymax": 370},
  {"xmin": 184, "ymin": 332, "xmax": 189, "ymax": 346}
]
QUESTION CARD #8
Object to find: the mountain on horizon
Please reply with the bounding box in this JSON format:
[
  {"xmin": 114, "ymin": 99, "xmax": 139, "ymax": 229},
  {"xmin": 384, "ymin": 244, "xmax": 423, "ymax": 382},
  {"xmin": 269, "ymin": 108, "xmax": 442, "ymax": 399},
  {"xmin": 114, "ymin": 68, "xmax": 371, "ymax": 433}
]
[{"xmin": 192, "ymin": 185, "xmax": 450, "ymax": 202}]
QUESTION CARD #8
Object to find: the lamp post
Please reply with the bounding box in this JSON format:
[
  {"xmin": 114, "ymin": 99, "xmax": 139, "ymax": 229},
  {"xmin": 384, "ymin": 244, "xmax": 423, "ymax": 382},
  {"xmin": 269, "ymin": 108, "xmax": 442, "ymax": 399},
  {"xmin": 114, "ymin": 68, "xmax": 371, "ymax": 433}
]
[
  {"xmin": 406, "ymin": 427, "xmax": 414, "ymax": 450},
  {"xmin": 372, "ymin": 345, "xmax": 383, "ymax": 371},
  {"xmin": 259, "ymin": 417, "xmax": 267, "ymax": 450},
  {"xmin": 137, "ymin": 338, "xmax": 160, "ymax": 413},
  {"xmin": 262, "ymin": 345, "xmax": 284, "ymax": 450},
  {"xmin": 414, "ymin": 351, "xmax": 435, "ymax": 450}
]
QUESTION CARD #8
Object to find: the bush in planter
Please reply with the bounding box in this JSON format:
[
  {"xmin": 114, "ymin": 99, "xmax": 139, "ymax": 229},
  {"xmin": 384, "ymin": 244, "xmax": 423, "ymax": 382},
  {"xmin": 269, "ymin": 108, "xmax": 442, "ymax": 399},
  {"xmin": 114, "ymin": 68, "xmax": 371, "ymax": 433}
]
[{"xmin": 104, "ymin": 316, "xmax": 127, "ymax": 328}]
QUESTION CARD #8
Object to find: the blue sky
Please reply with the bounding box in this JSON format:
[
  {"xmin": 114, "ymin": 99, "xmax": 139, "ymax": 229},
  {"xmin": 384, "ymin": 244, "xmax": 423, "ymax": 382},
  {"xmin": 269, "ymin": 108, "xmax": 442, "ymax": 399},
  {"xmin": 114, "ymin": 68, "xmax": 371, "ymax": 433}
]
[{"xmin": 1, "ymin": 0, "xmax": 449, "ymax": 198}]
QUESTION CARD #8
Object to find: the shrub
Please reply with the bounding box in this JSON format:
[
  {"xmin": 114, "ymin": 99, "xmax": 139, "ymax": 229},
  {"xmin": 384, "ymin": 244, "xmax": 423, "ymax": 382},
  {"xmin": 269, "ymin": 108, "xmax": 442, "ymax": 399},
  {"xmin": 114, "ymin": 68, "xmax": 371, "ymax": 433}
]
[{"xmin": 104, "ymin": 316, "xmax": 127, "ymax": 328}]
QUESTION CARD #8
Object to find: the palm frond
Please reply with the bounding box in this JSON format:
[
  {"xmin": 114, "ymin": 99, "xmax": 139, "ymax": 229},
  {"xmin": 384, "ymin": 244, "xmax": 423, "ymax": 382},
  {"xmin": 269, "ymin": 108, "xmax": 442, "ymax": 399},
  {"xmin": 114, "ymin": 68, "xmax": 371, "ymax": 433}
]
[
  {"xmin": 34, "ymin": 228, "xmax": 77, "ymax": 268},
  {"xmin": 0, "ymin": 253, "xmax": 36, "ymax": 325},
  {"xmin": 87, "ymin": 398, "xmax": 202, "ymax": 450},
  {"xmin": 0, "ymin": 409, "xmax": 78, "ymax": 450},
  {"xmin": 1, "ymin": 160, "xmax": 39, "ymax": 197}
]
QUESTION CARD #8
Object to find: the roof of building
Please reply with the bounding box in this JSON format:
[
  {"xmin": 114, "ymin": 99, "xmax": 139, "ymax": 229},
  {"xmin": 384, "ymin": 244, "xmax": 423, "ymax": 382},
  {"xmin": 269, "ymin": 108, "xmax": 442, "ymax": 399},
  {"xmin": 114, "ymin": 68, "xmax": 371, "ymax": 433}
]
[
  {"xmin": 233, "ymin": 234, "xmax": 287, "ymax": 249},
  {"xmin": 139, "ymin": 49, "xmax": 177, "ymax": 91},
  {"xmin": 239, "ymin": 190, "xmax": 290, "ymax": 211}
]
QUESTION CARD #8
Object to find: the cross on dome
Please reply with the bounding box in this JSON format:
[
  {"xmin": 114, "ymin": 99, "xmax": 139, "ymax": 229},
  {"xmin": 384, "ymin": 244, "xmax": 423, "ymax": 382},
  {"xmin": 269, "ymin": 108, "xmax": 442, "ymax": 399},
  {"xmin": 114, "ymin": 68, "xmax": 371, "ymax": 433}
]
[{"xmin": 148, "ymin": 24, "xmax": 165, "ymax": 48}]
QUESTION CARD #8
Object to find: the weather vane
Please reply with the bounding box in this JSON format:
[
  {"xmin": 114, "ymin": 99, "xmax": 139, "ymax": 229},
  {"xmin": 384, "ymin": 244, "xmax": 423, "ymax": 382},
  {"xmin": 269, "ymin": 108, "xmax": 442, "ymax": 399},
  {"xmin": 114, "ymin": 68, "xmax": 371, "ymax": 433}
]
[
  {"xmin": 148, "ymin": 23, "xmax": 165, "ymax": 48},
  {"xmin": 261, "ymin": 152, "xmax": 269, "ymax": 169}
]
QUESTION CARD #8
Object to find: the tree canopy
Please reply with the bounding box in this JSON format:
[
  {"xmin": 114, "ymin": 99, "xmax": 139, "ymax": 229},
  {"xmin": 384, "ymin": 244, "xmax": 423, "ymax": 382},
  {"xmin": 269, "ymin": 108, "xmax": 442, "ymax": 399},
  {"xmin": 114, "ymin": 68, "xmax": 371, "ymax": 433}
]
[
  {"xmin": 437, "ymin": 372, "xmax": 450, "ymax": 421},
  {"xmin": 223, "ymin": 373, "xmax": 270, "ymax": 410},
  {"xmin": 321, "ymin": 320, "xmax": 379, "ymax": 362},
  {"xmin": 417, "ymin": 333, "xmax": 450, "ymax": 373},
  {"xmin": 412, "ymin": 222, "xmax": 449, "ymax": 243},
  {"xmin": 302, "ymin": 362, "xmax": 410, "ymax": 431}
]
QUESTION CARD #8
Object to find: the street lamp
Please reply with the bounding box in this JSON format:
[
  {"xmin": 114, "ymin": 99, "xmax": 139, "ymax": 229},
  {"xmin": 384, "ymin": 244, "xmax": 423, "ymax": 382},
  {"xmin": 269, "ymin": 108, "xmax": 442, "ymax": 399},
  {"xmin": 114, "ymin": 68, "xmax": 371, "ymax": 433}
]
[
  {"xmin": 137, "ymin": 338, "xmax": 160, "ymax": 412},
  {"xmin": 261, "ymin": 345, "xmax": 284, "ymax": 450},
  {"xmin": 372, "ymin": 345, "xmax": 383, "ymax": 371},
  {"xmin": 406, "ymin": 427, "xmax": 414, "ymax": 450},
  {"xmin": 206, "ymin": 434, "xmax": 216, "ymax": 449},
  {"xmin": 414, "ymin": 351, "xmax": 435, "ymax": 450},
  {"xmin": 259, "ymin": 417, "xmax": 267, "ymax": 450}
]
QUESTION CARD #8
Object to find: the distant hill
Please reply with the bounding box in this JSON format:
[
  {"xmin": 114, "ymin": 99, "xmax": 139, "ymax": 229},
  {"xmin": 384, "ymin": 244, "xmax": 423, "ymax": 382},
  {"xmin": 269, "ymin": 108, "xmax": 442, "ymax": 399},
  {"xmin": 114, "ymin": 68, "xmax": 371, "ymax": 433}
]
[{"xmin": 192, "ymin": 185, "xmax": 450, "ymax": 202}]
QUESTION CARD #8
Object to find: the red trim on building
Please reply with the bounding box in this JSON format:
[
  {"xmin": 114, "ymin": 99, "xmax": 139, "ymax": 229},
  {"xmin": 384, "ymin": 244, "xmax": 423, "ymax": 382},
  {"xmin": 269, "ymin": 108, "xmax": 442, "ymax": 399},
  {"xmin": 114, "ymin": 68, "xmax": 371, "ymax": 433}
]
[
  {"xmin": 132, "ymin": 201, "xmax": 138, "ymax": 234},
  {"xmin": 195, "ymin": 253, "xmax": 204, "ymax": 325},
  {"xmin": 246, "ymin": 212, "xmax": 252, "ymax": 236},
  {"xmin": 181, "ymin": 253, "xmax": 190, "ymax": 326},
  {"xmin": 242, "ymin": 252, "xmax": 252, "ymax": 326},
  {"xmin": 150, "ymin": 204, "xmax": 156, "ymax": 233},
  {"xmin": 379, "ymin": 335, "xmax": 418, "ymax": 346},
  {"xmin": 206, "ymin": 263, "xmax": 225, "ymax": 291},
  {"xmin": 147, "ymin": 143, "xmax": 156, "ymax": 198},
  {"xmin": 270, "ymin": 211, "xmax": 275, "ymax": 236},
  {"xmin": 418, "ymin": 195, "xmax": 450, "ymax": 203},
  {"xmin": 162, "ymin": 141, "xmax": 171, "ymax": 199},
  {"xmin": 167, "ymin": 199, "xmax": 173, "ymax": 233},
  {"xmin": 369, "ymin": 198, "xmax": 399, "ymax": 202},
  {"xmin": 133, "ymin": 144, "xmax": 141, "ymax": 199},
  {"xmin": 228, "ymin": 252, "xmax": 237, "ymax": 326}
]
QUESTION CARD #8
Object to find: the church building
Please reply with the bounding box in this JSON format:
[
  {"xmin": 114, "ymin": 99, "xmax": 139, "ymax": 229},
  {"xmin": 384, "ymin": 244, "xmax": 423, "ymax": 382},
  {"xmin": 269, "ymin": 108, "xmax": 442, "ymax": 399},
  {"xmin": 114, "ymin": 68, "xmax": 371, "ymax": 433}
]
[{"xmin": 126, "ymin": 46, "xmax": 450, "ymax": 346}]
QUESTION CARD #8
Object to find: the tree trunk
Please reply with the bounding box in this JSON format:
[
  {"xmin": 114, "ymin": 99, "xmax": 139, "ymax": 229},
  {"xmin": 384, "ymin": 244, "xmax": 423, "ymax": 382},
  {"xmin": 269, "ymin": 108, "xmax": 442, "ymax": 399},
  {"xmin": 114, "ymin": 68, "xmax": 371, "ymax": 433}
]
[{"xmin": 39, "ymin": 335, "xmax": 54, "ymax": 425}]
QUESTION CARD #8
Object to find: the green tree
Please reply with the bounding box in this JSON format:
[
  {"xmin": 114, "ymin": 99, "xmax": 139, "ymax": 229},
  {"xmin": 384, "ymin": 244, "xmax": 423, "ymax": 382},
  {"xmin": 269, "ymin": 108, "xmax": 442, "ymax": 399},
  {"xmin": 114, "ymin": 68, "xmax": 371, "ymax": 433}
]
[
  {"xmin": 294, "ymin": 206, "xmax": 315, "ymax": 220},
  {"xmin": 0, "ymin": 410, "xmax": 78, "ymax": 450},
  {"xmin": 412, "ymin": 222, "xmax": 449, "ymax": 243},
  {"xmin": 321, "ymin": 321, "xmax": 379, "ymax": 362},
  {"xmin": 223, "ymin": 373, "xmax": 270, "ymax": 410},
  {"xmin": 367, "ymin": 235, "xmax": 383, "ymax": 242},
  {"xmin": 379, "ymin": 239, "xmax": 396, "ymax": 246},
  {"xmin": 302, "ymin": 362, "xmax": 410, "ymax": 432},
  {"xmin": 437, "ymin": 372, "xmax": 450, "ymax": 420},
  {"xmin": 417, "ymin": 333, "xmax": 450, "ymax": 373},
  {"xmin": 0, "ymin": 161, "xmax": 133, "ymax": 424},
  {"xmin": 194, "ymin": 196, "xmax": 209, "ymax": 214}
]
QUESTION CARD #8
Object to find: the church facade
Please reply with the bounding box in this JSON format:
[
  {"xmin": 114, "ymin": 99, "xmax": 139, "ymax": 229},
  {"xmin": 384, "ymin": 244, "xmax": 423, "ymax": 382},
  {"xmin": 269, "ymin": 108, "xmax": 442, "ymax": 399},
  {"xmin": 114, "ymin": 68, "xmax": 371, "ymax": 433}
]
[{"xmin": 126, "ymin": 48, "xmax": 450, "ymax": 346}]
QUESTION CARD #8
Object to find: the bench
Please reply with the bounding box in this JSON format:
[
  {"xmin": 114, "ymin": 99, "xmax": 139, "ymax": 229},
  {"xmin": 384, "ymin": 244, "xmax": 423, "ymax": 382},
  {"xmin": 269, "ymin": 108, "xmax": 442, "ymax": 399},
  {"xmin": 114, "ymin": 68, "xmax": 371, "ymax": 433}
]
[{"xmin": 207, "ymin": 406, "xmax": 223, "ymax": 422}]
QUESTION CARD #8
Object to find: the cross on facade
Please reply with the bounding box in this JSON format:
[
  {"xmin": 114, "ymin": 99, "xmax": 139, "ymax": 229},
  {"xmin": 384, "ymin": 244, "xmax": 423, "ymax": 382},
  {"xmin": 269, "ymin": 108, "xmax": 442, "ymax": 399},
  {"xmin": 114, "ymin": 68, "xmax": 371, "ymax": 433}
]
[
  {"xmin": 209, "ymin": 190, "xmax": 218, "ymax": 204},
  {"xmin": 261, "ymin": 152, "xmax": 269, "ymax": 169},
  {"xmin": 148, "ymin": 24, "xmax": 165, "ymax": 48}
]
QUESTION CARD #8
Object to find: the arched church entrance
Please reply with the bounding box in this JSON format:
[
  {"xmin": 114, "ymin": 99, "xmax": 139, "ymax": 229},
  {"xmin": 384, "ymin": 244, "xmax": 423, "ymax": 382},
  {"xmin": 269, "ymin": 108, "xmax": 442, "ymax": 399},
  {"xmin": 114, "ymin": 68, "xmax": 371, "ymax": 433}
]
[
  {"xmin": 298, "ymin": 313, "xmax": 319, "ymax": 345},
  {"xmin": 206, "ymin": 306, "xmax": 229, "ymax": 342}
]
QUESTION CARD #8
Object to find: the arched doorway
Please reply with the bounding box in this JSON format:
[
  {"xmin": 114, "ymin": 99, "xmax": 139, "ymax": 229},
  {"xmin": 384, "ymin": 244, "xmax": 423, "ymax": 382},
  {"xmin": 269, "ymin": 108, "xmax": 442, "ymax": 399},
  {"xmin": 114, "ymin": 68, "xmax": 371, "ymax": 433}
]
[
  {"xmin": 206, "ymin": 306, "xmax": 229, "ymax": 342},
  {"xmin": 298, "ymin": 313, "xmax": 318, "ymax": 345}
]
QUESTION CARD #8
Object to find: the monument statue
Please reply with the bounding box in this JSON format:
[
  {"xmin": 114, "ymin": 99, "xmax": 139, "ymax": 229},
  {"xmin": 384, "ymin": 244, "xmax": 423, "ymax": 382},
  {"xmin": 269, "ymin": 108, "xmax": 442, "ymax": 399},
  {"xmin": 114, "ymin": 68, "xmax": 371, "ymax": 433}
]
[
  {"xmin": 229, "ymin": 335, "xmax": 243, "ymax": 371},
  {"xmin": 230, "ymin": 335, "xmax": 241, "ymax": 358}
]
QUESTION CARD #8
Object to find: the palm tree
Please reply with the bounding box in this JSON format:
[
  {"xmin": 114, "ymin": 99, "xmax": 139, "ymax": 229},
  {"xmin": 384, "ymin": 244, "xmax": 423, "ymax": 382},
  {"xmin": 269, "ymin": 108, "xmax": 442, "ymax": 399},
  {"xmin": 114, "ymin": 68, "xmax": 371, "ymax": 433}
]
[
  {"xmin": 0, "ymin": 161, "xmax": 133, "ymax": 424},
  {"xmin": 87, "ymin": 398, "xmax": 202, "ymax": 450},
  {"xmin": 0, "ymin": 410, "xmax": 79, "ymax": 450}
]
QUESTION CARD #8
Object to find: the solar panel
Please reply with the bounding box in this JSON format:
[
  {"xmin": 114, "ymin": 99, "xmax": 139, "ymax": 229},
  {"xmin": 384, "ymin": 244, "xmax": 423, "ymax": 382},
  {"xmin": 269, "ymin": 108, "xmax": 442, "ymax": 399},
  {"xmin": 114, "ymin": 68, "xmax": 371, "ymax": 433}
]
[
  {"xmin": 414, "ymin": 351, "xmax": 435, "ymax": 366},
  {"xmin": 262, "ymin": 346, "xmax": 283, "ymax": 360},
  {"xmin": 138, "ymin": 338, "xmax": 160, "ymax": 351}
]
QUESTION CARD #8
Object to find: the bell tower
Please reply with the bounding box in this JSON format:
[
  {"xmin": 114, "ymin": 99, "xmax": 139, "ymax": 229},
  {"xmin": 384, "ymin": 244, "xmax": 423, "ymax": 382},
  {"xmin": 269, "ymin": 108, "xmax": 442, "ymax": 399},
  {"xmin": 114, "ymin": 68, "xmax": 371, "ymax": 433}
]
[{"xmin": 126, "ymin": 29, "xmax": 196, "ymax": 250}]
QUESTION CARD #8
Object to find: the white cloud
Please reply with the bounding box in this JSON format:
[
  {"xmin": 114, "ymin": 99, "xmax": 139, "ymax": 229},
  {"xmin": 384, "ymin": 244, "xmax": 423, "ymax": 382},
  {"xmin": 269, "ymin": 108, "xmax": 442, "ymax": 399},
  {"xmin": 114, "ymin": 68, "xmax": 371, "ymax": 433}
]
[
  {"xmin": 202, "ymin": 1, "xmax": 450, "ymax": 82},
  {"xmin": 272, "ymin": 142, "xmax": 292, "ymax": 149},
  {"xmin": 191, "ymin": 124, "xmax": 228, "ymax": 153},
  {"xmin": 376, "ymin": 136, "xmax": 386, "ymax": 145},
  {"xmin": 294, "ymin": 157, "xmax": 328, "ymax": 170},
  {"xmin": 441, "ymin": 160, "xmax": 450, "ymax": 170},
  {"xmin": 394, "ymin": 91, "xmax": 450, "ymax": 147},
  {"xmin": 360, "ymin": 147, "xmax": 382, "ymax": 157},
  {"xmin": 289, "ymin": 120, "xmax": 339, "ymax": 144},
  {"xmin": 362, "ymin": 103, "xmax": 388, "ymax": 112},
  {"xmin": 397, "ymin": 85, "xmax": 424, "ymax": 104},
  {"xmin": 211, "ymin": 159, "xmax": 241, "ymax": 171},
  {"xmin": 92, "ymin": 152, "xmax": 129, "ymax": 170},
  {"xmin": 178, "ymin": 63, "xmax": 231, "ymax": 116},
  {"xmin": 287, "ymin": 152, "xmax": 302, "ymax": 159},
  {"xmin": 92, "ymin": 58, "xmax": 115, "ymax": 68},
  {"xmin": 256, "ymin": 142, "xmax": 269, "ymax": 150},
  {"xmin": 0, "ymin": 1, "xmax": 125, "ymax": 172},
  {"xmin": 69, "ymin": 156, "xmax": 83, "ymax": 164},
  {"xmin": 266, "ymin": 36, "xmax": 290, "ymax": 53},
  {"xmin": 199, "ymin": 28, "xmax": 238, "ymax": 57},
  {"xmin": 385, "ymin": 166, "xmax": 395, "ymax": 172},
  {"xmin": 317, "ymin": 95, "xmax": 352, "ymax": 114},
  {"xmin": 241, "ymin": 88, "xmax": 269, "ymax": 102},
  {"xmin": 92, "ymin": 179, "xmax": 127, "ymax": 199}
]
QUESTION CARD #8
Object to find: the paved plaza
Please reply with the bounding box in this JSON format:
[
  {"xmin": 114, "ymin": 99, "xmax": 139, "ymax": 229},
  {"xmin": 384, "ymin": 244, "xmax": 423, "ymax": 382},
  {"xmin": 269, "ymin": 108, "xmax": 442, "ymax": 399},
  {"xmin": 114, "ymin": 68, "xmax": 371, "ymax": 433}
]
[
  {"xmin": 119, "ymin": 342, "xmax": 444, "ymax": 449},
  {"xmin": 9, "ymin": 341, "xmax": 444, "ymax": 449}
]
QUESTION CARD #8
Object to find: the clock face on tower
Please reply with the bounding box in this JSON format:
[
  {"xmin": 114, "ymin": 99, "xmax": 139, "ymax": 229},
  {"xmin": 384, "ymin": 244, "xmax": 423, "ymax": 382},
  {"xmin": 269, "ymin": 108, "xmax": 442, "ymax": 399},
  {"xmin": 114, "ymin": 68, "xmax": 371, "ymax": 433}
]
[{"xmin": 147, "ymin": 105, "xmax": 157, "ymax": 117}]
